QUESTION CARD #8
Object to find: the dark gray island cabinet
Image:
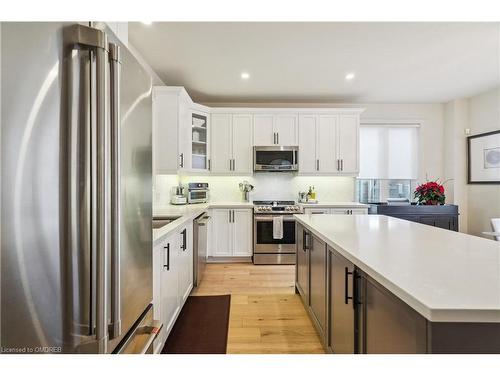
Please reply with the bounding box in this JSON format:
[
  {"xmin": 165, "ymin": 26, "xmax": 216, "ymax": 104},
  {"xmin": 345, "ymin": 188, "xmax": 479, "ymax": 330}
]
[
  {"xmin": 295, "ymin": 220, "xmax": 500, "ymax": 354},
  {"xmin": 369, "ymin": 204, "xmax": 459, "ymax": 231}
]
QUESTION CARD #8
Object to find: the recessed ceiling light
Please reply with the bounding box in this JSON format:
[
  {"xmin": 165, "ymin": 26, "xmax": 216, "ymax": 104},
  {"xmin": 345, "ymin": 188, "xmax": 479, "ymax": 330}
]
[
  {"xmin": 141, "ymin": 21, "xmax": 153, "ymax": 25},
  {"xmin": 345, "ymin": 72, "xmax": 355, "ymax": 81},
  {"xmin": 241, "ymin": 72, "xmax": 250, "ymax": 80}
]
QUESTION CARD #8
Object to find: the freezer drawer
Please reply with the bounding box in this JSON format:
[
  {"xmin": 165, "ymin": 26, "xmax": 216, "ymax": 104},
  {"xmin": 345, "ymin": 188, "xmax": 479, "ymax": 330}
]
[{"xmin": 114, "ymin": 304, "xmax": 162, "ymax": 354}]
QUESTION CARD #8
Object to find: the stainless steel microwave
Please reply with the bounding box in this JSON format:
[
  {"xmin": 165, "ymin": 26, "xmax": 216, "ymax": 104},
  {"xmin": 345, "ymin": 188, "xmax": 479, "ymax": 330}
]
[{"xmin": 253, "ymin": 146, "xmax": 299, "ymax": 172}]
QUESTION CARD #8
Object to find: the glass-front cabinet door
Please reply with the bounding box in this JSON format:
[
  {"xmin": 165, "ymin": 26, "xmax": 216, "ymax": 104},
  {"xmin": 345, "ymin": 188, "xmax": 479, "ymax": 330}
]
[{"xmin": 191, "ymin": 112, "xmax": 208, "ymax": 170}]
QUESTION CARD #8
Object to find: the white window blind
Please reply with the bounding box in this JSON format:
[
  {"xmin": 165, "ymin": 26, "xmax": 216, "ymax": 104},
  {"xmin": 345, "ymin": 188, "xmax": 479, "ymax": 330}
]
[{"xmin": 359, "ymin": 124, "xmax": 419, "ymax": 179}]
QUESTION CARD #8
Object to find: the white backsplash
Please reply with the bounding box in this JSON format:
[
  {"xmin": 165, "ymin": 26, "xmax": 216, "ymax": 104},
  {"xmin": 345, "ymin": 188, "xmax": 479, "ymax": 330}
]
[{"xmin": 154, "ymin": 173, "xmax": 355, "ymax": 207}]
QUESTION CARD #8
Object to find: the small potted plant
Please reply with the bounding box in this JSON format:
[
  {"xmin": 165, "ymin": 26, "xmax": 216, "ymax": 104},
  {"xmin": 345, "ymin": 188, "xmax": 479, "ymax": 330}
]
[{"xmin": 414, "ymin": 180, "xmax": 446, "ymax": 205}]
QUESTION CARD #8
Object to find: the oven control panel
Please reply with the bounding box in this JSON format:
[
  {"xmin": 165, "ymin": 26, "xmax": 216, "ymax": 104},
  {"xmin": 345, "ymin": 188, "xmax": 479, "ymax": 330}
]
[{"xmin": 254, "ymin": 204, "xmax": 302, "ymax": 213}]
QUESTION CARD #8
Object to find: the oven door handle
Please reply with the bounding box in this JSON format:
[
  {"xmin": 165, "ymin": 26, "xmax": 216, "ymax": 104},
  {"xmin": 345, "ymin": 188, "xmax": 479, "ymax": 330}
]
[{"xmin": 254, "ymin": 215, "xmax": 296, "ymax": 221}]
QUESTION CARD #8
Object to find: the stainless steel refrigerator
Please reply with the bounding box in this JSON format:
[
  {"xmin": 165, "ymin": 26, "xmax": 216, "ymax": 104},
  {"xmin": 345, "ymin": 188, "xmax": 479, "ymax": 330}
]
[{"xmin": 1, "ymin": 22, "xmax": 158, "ymax": 353}]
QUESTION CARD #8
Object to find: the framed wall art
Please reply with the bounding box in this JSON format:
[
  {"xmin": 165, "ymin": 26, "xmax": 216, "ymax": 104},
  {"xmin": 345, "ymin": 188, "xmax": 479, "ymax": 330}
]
[{"xmin": 467, "ymin": 130, "xmax": 500, "ymax": 184}]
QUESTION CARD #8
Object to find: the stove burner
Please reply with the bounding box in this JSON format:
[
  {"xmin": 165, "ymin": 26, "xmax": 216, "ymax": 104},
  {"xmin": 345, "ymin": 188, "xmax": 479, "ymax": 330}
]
[{"xmin": 253, "ymin": 200, "xmax": 296, "ymax": 206}]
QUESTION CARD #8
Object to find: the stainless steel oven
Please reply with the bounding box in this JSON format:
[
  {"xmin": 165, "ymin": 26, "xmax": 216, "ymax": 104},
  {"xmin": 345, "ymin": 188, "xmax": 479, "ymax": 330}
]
[
  {"xmin": 254, "ymin": 146, "xmax": 299, "ymax": 172},
  {"xmin": 253, "ymin": 201, "xmax": 302, "ymax": 264}
]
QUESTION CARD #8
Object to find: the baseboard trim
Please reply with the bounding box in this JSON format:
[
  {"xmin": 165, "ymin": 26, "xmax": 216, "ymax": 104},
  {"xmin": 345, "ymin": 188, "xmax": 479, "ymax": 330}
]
[{"xmin": 207, "ymin": 256, "xmax": 253, "ymax": 263}]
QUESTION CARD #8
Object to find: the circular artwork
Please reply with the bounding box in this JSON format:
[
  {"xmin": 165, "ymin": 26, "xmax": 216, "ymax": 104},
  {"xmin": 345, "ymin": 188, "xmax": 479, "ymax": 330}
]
[{"xmin": 485, "ymin": 148, "xmax": 500, "ymax": 168}]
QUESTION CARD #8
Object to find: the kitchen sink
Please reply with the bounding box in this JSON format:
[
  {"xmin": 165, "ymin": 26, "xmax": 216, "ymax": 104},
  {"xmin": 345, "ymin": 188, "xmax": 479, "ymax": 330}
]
[{"xmin": 152, "ymin": 216, "xmax": 181, "ymax": 229}]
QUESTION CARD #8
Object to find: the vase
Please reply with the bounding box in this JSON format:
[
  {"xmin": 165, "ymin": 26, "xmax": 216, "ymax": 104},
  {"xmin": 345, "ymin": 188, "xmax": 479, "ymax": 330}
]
[{"xmin": 424, "ymin": 200, "xmax": 439, "ymax": 205}]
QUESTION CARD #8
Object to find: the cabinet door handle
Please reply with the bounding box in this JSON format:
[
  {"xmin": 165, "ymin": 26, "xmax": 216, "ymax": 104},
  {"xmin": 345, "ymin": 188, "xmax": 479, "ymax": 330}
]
[
  {"xmin": 179, "ymin": 153, "xmax": 184, "ymax": 168},
  {"xmin": 345, "ymin": 267, "xmax": 353, "ymax": 305},
  {"xmin": 163, "ymin": 243, "xmax": 170, "ymax": 270},
  {"xmin": 303, "ymin": 230, "xmax": 310, "ymax": 251},
  {"xmin": 273, "ymin": 132, "xmax": 276, "ymax": 144},
  {"xmin": 232, "ymin": 210, "xmax": 235, "ymax": 223},
  {"xmin": 228, "ymin": 210, "xmax": 231, "ymax": 223},
  {"xmin": 181, "ymin": 228, "xmax": 187, "ymax": 251},
  {"xmin": 316, "ymin": 159, "xmax": 319, "ymax": 171},
  {"xmin": 337, "ymin": 159, "xmax": 340, "ymax": 171},
  {"xmin": 277, "ymin": 132, "xmax": 279, "ymax": 144},
  {"xmin": 208, "ymin": 159, "xmax": 211, "ymax": 171},
  {"xmin": 341, "ymin": 159, "xmax": 344, "ymax": 171},
  {"xmin": 233, "ymin": 159, "xmax": 236, "ymax": 171}
]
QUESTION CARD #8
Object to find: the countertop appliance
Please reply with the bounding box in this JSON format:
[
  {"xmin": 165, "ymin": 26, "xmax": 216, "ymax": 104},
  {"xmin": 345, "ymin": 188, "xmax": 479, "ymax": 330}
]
[
  {"xmin": 193, "ymin": 213, "xmax": 210, "ymax": 286},
  {"xmin": 1, "ymin": 23, "xmax": 160, "ymax": 353},
  {"xmin": 254, "ymin": 146, "xmax": 299, "ymax": 172},
  {"xmin": 186, "ymin": 182, "xmax": 209, "ymax": 204},
  {"xmin": 170, "ymin": 185, "xmax": 187, "ymax": 205},
  {"xmin": 253, "ymin": 200, "xmax": 302, "ymax": 264}
]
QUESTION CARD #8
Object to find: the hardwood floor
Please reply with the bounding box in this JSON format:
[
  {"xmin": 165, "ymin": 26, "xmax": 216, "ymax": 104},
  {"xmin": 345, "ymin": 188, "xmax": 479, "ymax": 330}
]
[{"xmin": 191, "ymin": 263, "xmax": 325, "ymax": 354}]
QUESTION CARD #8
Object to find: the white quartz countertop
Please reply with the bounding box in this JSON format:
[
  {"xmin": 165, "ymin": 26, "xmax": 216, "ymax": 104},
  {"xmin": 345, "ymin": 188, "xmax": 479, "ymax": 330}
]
[
  {"xmin": 299, "ymin": 202, "xmax": 369, "ymax": 208},
  {"xmin": 294, "ymin": 214, "xmax": 500, "ymax": 323},
  {"xmin": 152, "ymin": 202, "xmax": 253, "ymax": 245}
]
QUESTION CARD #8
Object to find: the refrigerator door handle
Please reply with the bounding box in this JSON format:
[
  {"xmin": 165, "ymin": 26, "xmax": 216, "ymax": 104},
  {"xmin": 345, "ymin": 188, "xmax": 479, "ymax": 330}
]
[
  {"xmin": 66, "ymin": 24, "xmax": 110, "ymax": 353},
  {"xmin": 67, "ymin": 24, "xmax": 110, "ymax": 353},
  {"xmin": 93, "ymin": 38, "xmax": 110, "ymax": 354},
  {"xmin": 108, "ymin": 42, "xmax": 122, "ymax": 340}
]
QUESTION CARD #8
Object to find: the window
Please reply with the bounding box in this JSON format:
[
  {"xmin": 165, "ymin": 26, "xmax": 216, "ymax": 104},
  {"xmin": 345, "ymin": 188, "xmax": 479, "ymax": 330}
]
[
  {"xmin": 356, "ymin": 124, "xmax": 419, "ymax": 203},
  {"xmin": 357, "ymin": 179, "xmax": 414, "ymax": 203}
]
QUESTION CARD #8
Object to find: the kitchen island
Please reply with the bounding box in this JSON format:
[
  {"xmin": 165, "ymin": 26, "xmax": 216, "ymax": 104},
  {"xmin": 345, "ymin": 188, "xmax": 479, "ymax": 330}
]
[{"xmin": 294, "ymin": 214, "xmax": 500, "ymax": 353}]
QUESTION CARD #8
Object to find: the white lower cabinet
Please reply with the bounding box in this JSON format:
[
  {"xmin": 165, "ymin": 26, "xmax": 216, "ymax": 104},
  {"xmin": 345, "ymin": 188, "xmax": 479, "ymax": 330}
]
[
  {"xmin": 304, "ymin": 208, "xmax": 331, "ymax": 215},
  {"xmin": 210, "ymin": 208, "xmax": 252, "ymax": 258},
  {"xmin": 178, "ymin": 223, "xmax": 193, "ymax": 304},
  {"xmin": 330, "ymin": 208, "xmax": 368, "ymax": 215},
  {"xmin": 304, "ymin": 207, "xmax": 368, "ymax": 215},
  {"xmin": 153, "ymin": 221, "xmax": 193, "ymax": 353},
  {"xmin": 232, "ymin": 209, "xmax": 253, "ymax": 256}
]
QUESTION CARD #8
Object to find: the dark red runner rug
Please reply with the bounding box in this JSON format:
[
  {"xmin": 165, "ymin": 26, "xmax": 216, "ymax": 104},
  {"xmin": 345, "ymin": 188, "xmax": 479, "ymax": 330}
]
[{"xmin": 161, "ymin": 295, "xmax": 231, "ymax": 354}]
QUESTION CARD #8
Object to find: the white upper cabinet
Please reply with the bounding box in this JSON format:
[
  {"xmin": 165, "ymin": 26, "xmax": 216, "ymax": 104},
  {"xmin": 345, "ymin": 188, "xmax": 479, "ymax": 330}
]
[
  {"xmin": 253, "ymin": 115, "xmax": 274, "ymax": 145},
  {"xmin": 317, "ymin": 115, "xmax": 338, "ymax": 173},
  {"xmin": 210, "ymin": 114, "xmax": 232, "ymax": 173},
  {"xmin": 298, "ymin": 115, "xmax": 318, "ymax": 173},
  {"xmin": 153, "ymin": 85, "xmax": 363, "ymax": 177},
  {"xmin": 232, "ymin": 115, "xmax": 253, "ymax": 174},
  {"xmin": 253, "ymin": 114, "xmax": 298, "ymax": 146},
  {"xmin": 191, "ymin": 110, "xmax": 210, "ymax": 172},
  {"xmin": 337, "ymin": 115, "xmax": 359, "ymax": 174},
  {"xmin": 153, "ymin": 88, "xmax": 181, "ymax": 175},
  {"xmin": 210, "ymin": 114, "xmax": 252, "ymax": 175},
  {"xmin": 274, "ymin": 114, "xmax": 298, "ymax": 145},
  {"xmin": 178, "ymin": 98, "xmax": 192, "ymax": 171},
  {"xmin": 153, "ymin": 87, "xmax": 211, "ymax": 175},
  {"xmin": 298, "ymin": 111, "xmax": 361, "ymax": 175}
]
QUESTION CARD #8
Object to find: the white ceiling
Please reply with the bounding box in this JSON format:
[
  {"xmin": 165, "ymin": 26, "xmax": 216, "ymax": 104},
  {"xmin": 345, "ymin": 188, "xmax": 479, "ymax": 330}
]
[{"xmin": 128, "ymin": 22, "xmax": 500, "ymax": 104}]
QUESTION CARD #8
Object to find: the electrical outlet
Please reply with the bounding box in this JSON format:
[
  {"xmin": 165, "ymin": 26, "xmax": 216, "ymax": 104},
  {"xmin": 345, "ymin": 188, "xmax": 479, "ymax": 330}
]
[{"xmin": 464, "ymin": 128, "xmax": 471, "ymax": 135}]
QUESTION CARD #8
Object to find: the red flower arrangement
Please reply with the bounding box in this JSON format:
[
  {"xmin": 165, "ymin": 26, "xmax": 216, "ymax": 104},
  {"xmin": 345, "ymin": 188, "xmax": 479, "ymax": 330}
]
[{"xmin": 414, "ymin": 180, "xmax": 446, "ymax": 205}]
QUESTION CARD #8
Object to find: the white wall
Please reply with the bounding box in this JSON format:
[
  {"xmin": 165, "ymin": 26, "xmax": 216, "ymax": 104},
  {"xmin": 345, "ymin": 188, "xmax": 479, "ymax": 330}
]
[
  {"xmin": 128, "ymin": 42, "xmax": 165, "ymax": 86},
  {"xmin": 444, "ymin": 87, "xmax": 500, "ymax": 237},
  {"xmin": 467, "ymin": 87, "xmax": 500, "ymax": 237},
  {"xmin": 443, "ymin": 99, "xmax": 469, "ymax": 232}
]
